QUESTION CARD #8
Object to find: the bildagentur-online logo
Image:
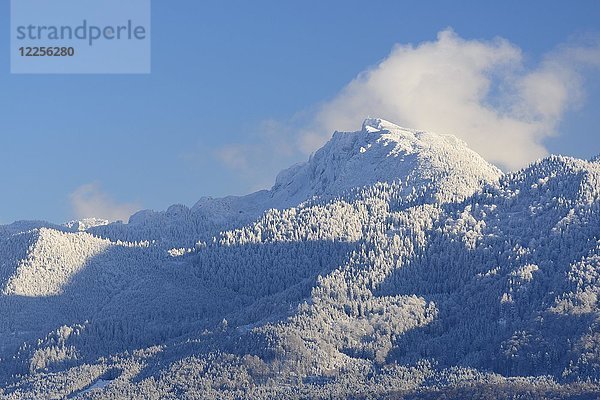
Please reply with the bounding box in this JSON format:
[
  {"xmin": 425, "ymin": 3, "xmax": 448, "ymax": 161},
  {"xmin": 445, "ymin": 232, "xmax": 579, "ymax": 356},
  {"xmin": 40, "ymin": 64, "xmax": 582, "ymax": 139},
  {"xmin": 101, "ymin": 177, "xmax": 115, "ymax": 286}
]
[{"xmin": 15, "ymin": 19, "xmax": 148, "ymax": 46}]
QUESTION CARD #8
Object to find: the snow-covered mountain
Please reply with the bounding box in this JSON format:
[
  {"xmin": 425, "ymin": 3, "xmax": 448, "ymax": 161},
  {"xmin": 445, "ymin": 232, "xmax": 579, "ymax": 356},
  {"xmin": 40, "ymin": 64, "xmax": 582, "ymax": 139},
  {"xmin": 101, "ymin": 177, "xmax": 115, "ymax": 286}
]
[
  {"xmin": 82, "ymin": 118, "xmax": 501, "ymax": 246},
  {"xmin": 269, "ymin": 118, "xmax": 501, "ymax": 205},
  {"xmin": 194, "ymin": 118, "xmax": 501, "ymax": 219},
  {"xmin": 0, "ymin": 119, "xmax": 599, "ymax": 399}
]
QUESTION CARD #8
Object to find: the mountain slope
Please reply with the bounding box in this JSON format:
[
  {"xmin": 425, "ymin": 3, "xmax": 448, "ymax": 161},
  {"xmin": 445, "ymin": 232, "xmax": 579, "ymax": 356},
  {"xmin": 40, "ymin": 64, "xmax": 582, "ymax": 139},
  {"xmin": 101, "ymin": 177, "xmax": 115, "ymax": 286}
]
[
  {"xmin": 190, "ymin": 118, "xmax": 502, "ymax": 221},
  {"xmin": 0, "ymin": 119, "xmax": 598, "ymax": 399},
  {"xmin": 269, "ymin": 118, "xmax": 502, "ymax": 206},
  {"xmin": 64, "ymin": 118, "xmax": 500, "ymax": 250}
]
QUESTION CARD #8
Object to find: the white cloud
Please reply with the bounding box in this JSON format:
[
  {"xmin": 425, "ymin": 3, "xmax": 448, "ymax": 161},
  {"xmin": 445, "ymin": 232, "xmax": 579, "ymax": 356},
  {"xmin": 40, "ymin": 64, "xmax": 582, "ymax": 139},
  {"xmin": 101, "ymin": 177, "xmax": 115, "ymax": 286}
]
[
  {"xmin": 213, "ymin": 29, "xmax": 600, "ymax": 183},
  {"xmin": 303, "ymin": 29, "xmax": 600, "ymax": 170},
  {"xmin": 69, "ymin": 183, "xmax": 141, "ymax": 222}
]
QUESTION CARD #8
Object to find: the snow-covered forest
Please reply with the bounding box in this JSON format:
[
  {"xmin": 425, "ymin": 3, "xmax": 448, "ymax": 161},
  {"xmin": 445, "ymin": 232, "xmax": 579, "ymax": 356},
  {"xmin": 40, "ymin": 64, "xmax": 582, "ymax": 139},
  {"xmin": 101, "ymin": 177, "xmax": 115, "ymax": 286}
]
[{"xmin": 0, "ymin": 119, "xmax": 599, "ymax": 399}]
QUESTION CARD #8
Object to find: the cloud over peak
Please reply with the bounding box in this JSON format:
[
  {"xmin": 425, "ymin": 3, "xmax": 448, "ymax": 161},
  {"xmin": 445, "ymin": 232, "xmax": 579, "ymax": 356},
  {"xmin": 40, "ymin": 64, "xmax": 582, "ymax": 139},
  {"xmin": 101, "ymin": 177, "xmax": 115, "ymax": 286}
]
[
  {"xmin": 211, "ymin": 29, "xmax": 600, "ymax": 192},
  {"xmin": 304, "ymin": 29, "xmax": 600, "ymax": 170}
]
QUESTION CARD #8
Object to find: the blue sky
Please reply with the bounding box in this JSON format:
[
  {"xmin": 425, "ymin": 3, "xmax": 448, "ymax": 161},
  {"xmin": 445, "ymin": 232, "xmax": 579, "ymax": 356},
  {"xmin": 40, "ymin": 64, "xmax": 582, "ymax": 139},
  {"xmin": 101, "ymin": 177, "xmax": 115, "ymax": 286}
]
[{"xmin": 1, "ymin": 0, "xmax": 599, "ymax": 224}]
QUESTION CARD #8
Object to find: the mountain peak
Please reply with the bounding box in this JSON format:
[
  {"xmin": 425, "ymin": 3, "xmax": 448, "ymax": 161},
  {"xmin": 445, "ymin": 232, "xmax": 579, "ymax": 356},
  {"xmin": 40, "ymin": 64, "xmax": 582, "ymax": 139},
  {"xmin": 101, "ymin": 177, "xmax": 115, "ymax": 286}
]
[
  {"xmin": 64, "ymin": 218, "xmax": 110, "ymax": 232},
  {"xmin": 189, "ymin": 119, "xmax": 503, "ymax": 224},
  {"xmin": 272, "ymin": 118, "xmax": 502, "ymax": 205},
  {"xmin": 361, "ymin": 117, "xmax": 406, "ymax": 133}
]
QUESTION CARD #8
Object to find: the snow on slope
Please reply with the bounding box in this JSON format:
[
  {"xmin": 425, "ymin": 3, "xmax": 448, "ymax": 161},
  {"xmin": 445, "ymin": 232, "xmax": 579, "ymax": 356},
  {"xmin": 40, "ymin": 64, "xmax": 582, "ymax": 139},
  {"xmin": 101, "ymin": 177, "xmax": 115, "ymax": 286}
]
[
  {"xmin": 64, "ymin": 218, "xmax": 110, "ymax": 232},
  {"xmin": 2, "ymin": 228, "xmax": 113, "ymax": 297},
  {"xmin": 1, "ymin": 118, "xmax": 598, "ymax": 398},
  {"xmin": 269, "ymin": 118, "xmax": 502, "ymax": 206},
  {"xmin": 86, "ymin": 118, "xmax": 501, "ymax": 247},
  {"xmin": 187, "ymin": 118, "xmax": 501, "ymax": 227}
]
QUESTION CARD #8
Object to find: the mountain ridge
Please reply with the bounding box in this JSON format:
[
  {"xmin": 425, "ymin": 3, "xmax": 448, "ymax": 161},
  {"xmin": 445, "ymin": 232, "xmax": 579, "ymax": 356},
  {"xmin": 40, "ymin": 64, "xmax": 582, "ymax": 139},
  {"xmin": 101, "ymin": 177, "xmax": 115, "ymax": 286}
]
[
  {"xmin": 96, "ymin": 118, "xmax": 502, "ymax": 241},
  {"xmin": 0, "ymin": 119, "xmax": 598, "ymax": 399}
]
